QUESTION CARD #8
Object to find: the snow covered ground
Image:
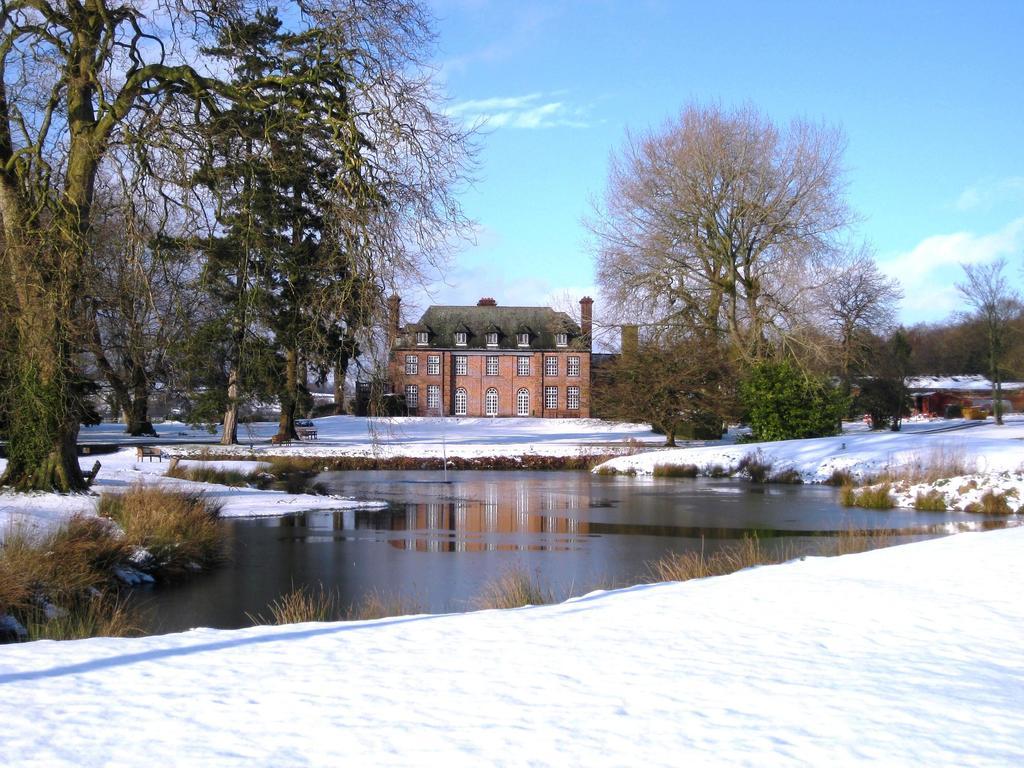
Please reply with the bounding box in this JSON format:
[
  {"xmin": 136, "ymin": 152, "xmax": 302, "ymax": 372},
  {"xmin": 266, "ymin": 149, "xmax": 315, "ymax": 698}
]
[
  {"xmin": 596, "ymin": 414, "xmax": 1024, "ymax": 483},
  {"xmin": 79, "ymin": 415, "xmax": 665, "ymax": 458},
  {"xmin": 1, "ymin": 526, "xmax": 1021, "ymax": 766}
]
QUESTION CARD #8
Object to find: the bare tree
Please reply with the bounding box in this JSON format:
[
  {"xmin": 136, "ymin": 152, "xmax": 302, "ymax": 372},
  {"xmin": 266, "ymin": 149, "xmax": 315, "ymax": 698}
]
[
  {"xmin": 589, "ymin": 103, "xmax": 852, "ymax": 362},
  {"xmin": 592, "ymin": 329, "xmax": 736, "ymax": 446},
  {"xmin": 957, "ymin": 257, "xmax": 1020, "ymax": 425},
  {"xmin": 817, "ymin": 244, "xmax": 903, "ymax": 392}
]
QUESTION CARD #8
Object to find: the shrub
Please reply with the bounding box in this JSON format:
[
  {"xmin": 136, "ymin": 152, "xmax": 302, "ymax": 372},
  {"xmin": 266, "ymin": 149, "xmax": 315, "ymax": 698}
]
[
  {"xmin": 473, "ymin": 566, "xmax": 554, "ymax": 610},
  {"xmin": 100, "ymin": 484, "xmax": 225, "ymax": 574},
  {"xmin": 652, "ymin": 463, "xmax": 699, "ymax": 478},
  {"xmin": 705, "ymin": 464, "xmax": 728, "ymax": 478},
  {"xmin": 739, "ymin": 360, "xmax": 848, "ymax": 442},
  {"xmin": 913, "ymin": 490, "xmax": 947, "ymax": 511},
  {"xmin": 736, "ymin": 451, "xmax": 772, "ymax": 483},
  {"xmin": 839, "ymin": 482, "xmax": 857, "ymax": 507}
]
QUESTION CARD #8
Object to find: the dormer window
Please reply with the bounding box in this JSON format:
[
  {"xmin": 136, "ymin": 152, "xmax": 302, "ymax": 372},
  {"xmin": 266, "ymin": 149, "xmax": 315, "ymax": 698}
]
[
  {"xmin": 416, "ymin": 331, "xmax": 429, "ymax": 346},
  {"xmin": 455, "ymin": 331, "xmax": 467, "ymax": 346},
  {"xmin": 486, "ymin": 332, "xmax": 498, "ymax": 347},
  {"xmin": 555, "ymin": 332, "xmax": 568, "ymax": 347},
  {"xmin": 517, "ymin": 332, "xmax": 530, "ymax": 347}
]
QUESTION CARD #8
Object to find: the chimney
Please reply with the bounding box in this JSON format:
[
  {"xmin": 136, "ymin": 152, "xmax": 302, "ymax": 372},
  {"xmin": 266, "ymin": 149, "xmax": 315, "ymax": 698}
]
[
  {"xmin": 621, "ymin": 324, "xmax": 639, "ymax": 358},
  {"xmin": 387, "ymin": 294, "xmax": 401, "ymax": 347},
  {"xmin": 580, "ymin": 296, "xmax": 594, "ymax": 349},
  {"xmin": 477, "ymin": 297, "xmax": 497, "ymax": 306}
]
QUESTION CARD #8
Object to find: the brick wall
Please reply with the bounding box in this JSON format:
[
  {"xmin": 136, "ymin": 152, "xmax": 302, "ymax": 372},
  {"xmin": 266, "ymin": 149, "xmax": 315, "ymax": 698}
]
[{"xmin": 389, "ymin": 349, "xmax": 590, "ymax": 418}]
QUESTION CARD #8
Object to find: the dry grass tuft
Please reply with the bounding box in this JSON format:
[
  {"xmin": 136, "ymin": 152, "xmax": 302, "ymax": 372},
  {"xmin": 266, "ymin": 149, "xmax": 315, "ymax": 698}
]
[
  {"xmin": 827, "ymin": 527, "xmax": 895, "ymax": 556},
  {"xmin": 840, "ymin": 483, "xmax": 894, "ymax": 510},
  {"xmin": 965, "ymin": 490, "xmax": 1013, "ymax": 515},
  {"xmin": 648, "ymin": 536, "xmax": 792, "ymax": 582},
  {"xmin": 825, "ymin": 469, "xmax": 854, "ymax": 487},
  {"xmin": 347, "ymin": 590, "xmax": 422, "ymax": 621},
  {"xmin": 768, "ymin": 468, "xmax": 803, "ymax": 484},
  {"xmin": 473, "ymin": 566, "xmax": 555, "ymax": 610},
  {"xmin": 23, "ymin": 592, "xmax": 141, "ymax": 641},
  {"xmin": 913, "ymin": 490, "xmax": 947, "ymax": 511},
  {"xmin": 99, "ymin": 484, "xmax": 225, "ymax": 575},
  {"xmin": 250, "ymin": 584, "xmax": 342, "ymax": 625},
  {"xmin": 886, "ymin": 444, "xmax": 974, "ymax": 485},
  {"xmin": 652, "ymin": 463, "xmax": 699, "ymax": 478},
  {"xmin": 166, "ymin": 463, "xmax": 258, "ymax": 487}
]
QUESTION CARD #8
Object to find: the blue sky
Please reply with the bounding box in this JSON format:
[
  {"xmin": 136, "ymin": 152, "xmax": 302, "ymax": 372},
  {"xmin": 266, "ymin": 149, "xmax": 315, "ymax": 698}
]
[{"xmin": 418, "ymin": 0, "xmax": 1024, "ymax": 326}]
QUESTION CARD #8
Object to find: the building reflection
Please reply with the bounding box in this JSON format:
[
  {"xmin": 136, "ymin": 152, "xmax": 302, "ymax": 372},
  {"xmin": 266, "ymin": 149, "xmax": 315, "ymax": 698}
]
[{"xmin": 279, "ymin": 480, "xmax": 589, "ymax": 552}]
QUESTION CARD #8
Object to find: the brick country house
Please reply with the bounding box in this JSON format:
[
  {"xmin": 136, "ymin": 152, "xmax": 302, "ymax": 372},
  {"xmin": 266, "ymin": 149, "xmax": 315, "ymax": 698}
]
[{"xmin": 387, "ymin": 296, "xmax": 593, "ymax": 418}]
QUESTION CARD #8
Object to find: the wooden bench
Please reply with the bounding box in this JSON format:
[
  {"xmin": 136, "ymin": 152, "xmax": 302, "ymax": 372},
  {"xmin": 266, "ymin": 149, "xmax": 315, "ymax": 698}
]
[
  {"xmin": 136, "ymin": 446, "xmax": 164, "ymax": 462},
  {"xmin": 296, "ymin": 425, "xmax": 318, "ymax": 440}
]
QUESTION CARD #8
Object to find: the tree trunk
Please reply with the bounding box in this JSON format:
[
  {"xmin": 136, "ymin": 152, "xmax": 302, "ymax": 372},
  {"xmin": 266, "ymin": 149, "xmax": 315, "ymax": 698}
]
[
  {"xmin": 274, "ymin": 348, "xmax": 299, "ymax": 441},
  {"xmin": 221, "ymin": 366, "xmax": 240, "ymax": 445},
  {"xmin": 125, "ymin": 362, "xmax": 156, "ymax": 436},
  {"xmin": 0, "ymin": 271, "xmax": 87, "ymax": 491},
  {"xmin": 333, "ymin": 352, "xmax": 349, "ymax": 415}
]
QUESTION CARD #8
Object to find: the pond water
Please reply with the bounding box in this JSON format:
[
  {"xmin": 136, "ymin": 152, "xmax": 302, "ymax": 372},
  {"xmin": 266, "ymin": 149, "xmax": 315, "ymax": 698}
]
[{"xmin": 131, "ymin": 471, "xmax": 1005, "ymax": 634}]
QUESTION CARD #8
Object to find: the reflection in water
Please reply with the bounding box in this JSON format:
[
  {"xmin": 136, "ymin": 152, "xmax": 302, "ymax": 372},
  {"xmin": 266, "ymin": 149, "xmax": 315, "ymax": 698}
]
[
  {"xmin": 280, "ymin": 481, "xmax": 589, "ymax": 552},
  {"xmin": 130, "ymin": 471, "xmax": 1019, "ymax": 634}
]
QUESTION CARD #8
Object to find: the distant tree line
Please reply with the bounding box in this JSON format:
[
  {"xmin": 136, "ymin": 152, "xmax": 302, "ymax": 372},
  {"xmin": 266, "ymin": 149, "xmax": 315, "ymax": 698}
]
[{"xmin": 589, "ymin": 103, "xmax": 1020, "ymax": 443}]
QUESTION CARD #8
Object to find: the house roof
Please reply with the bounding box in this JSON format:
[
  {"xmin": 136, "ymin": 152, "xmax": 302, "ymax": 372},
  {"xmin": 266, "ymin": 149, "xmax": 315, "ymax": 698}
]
[
  {"xmin": 402, "ymin": 305, "xmax": 585, "ymax": 350},
  {"xmin": 906, "ymin": 375, "xmax": 1024, "ymax": 393}
]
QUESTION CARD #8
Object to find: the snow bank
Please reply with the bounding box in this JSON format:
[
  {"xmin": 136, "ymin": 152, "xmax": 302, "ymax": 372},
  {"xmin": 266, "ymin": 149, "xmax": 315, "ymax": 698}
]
[
  {"xmin": 1, "ymin": 527, "xmax": 1021, "ymax": 765},
  {"xmin": 0, "ymin": 448, "xmax": 384, "ymax": 542},
  {"xmin": 596, "ymin": 415, "xmax": 1024, "ymax": 487}
]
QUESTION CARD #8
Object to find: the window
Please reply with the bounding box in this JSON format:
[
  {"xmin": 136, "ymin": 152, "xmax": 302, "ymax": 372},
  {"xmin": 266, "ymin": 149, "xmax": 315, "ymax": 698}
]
[
  {"xmin": 544, "ymin": 386, "xmax": 558, "ymax": 410},
  {"xmin": 486, "ymin": 356, "xmax": 499, "ymax": 376},
  {"xmin": 556, "ymin": 332, "xmax": 568, "ymax": 347},
  {"xmin": 405, "ymin": 385, "xmax": 418, "ymax": 413},
  {"xmin": 404, "ymin": 355, "xmax": 418, "ymax": 375},
  {"xmin": 517, "ymin": 332, "xmax": 530, "ymax": 347},
  {"xmin": 485, "ymin": 388, "xmax": 498, "ymax": 416},
  {"xmin": 416, "ymin": 331, "xmax": 429, "ymax": 346},
  {"xmin": 567, "ymin": 356, "xmax": 580, "ymax": 377},
  {"xmin": 544, "ymin": 357, "xmax": 558, "ymax": 376},
  {"xmin": 455, "ymin": 331, "xmax": 467, "ymax": 346},
  {"xmin": 486, "ymin": 332, "xmax": 498, "ymax": 347},
  {"xmin": 567, "ymin": 386, "xmax": 580, "ymax": 410},
  {"xmin": 427, "ymin": 355, "xmax": 440, "ymax": 375},
  {"xmin": 516, "ymin": 357, "xmax": 530, "ymax": 376},
  {"xmin": 454, "ymin": 355, "xmax": 467, "ymax": 376},
  {"xmin": 454, "ymin": 387, "xmax": 468, "ymax": 416},
  {"xmin": 427, "ymin": 385, "xmax": 441, "ymax": 412},
  {"xmin": 516, "ymin": 388, "xmax": 530, "ymax": 417}
]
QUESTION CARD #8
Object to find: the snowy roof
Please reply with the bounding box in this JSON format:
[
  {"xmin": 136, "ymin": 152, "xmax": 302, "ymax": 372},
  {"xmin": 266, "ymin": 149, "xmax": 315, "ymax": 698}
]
[{"xmin": 905, "ymin": 375, "xmax": 1024, "ymax": 393}]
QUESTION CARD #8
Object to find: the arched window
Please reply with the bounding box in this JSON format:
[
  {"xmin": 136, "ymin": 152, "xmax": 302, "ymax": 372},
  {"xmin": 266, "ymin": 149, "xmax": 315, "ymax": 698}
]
[
  {"xmin": 454, "ymin": 387, "xmax": 468, "ymax": 416},
  {"xmin": 516, "ymin": 388, "xmax": 530, "ymax": 417},
  {"xmin": 485, "ymin": 388, "xmax": 498, "ymax": 416}
]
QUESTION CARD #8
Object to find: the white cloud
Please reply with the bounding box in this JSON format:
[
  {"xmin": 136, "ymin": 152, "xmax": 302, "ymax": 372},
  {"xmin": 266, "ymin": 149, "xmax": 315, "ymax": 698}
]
[
  {"xmin": 954, "ymin": 177, "xmax": 1024, "ymax": 211},
  {"xmin": 879, "ymin": 217, "xmax": 1024, "ymax": 324},
  {"xmin": 447, "ymin": 92, "xmax": 591, "ymax": 130}
]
